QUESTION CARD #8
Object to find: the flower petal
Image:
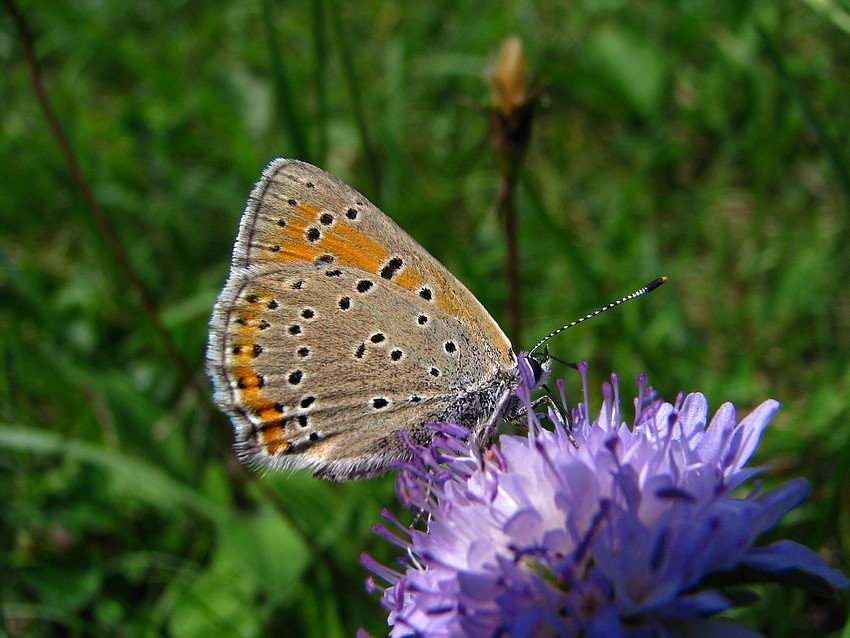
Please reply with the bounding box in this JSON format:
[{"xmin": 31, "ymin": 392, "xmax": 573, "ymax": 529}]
[{"xmin": 743, "ymin": 540, "xmax": 850, "ymax": 590}]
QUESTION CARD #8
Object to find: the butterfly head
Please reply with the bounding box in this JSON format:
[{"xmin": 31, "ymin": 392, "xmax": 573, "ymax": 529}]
[{"xmin": 525, "ymin": 346, "xmax": 552, "ymax": 391}]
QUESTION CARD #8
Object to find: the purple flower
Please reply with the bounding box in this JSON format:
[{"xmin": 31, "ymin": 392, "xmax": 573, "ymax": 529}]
[{"xmin": 363, "ymin": 358, "xmax": 848, "ymax": 637}]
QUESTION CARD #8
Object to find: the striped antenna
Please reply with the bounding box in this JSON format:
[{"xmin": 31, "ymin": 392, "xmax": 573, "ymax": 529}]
[{"xmin": 529, "ymin": 277, "xmax": 667, "ymax": 356}]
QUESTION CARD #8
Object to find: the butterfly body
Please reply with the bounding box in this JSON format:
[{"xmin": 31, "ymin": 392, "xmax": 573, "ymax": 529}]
[{"xmin": 208, "ymin": 160, "xmax": 525, "ymax": 480}]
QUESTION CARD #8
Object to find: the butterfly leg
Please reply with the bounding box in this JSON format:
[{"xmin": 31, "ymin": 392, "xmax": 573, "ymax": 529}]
[
  {"xmin": 538, "ymin": 394, "xmax": 579, "ymax": 449},
  {"xmin": 506, "ymin": 394, "xmax": 579, "ymax": 449}
]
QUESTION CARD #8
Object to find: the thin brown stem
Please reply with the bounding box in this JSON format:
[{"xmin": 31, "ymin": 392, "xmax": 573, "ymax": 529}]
[
  {"xmin": 495, "ymin": 174, "xmax": 521, "ymax": 344},
  {"xmin": 3, "ymin": 0, "xmax": 210, "ymax": 409},
  {"xmin": 486, "ymin": 37, "xmax": 535, "ymax": 347}
]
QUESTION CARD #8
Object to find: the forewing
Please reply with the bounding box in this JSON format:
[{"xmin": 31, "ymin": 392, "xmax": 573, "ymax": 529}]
[{"xmin": 231, "ymin": 159, "xmax": 513, "ymax": 368}]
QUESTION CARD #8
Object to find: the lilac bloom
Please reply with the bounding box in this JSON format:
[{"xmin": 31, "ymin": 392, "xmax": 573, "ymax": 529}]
[{"xmin": 363, "ymin": 357, "xmax": 847, "ymax": 637}]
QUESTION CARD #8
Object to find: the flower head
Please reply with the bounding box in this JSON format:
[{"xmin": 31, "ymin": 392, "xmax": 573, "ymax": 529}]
[{"xmin": 363, "ymin": 358, "xmax": 848, "ymax": 637}]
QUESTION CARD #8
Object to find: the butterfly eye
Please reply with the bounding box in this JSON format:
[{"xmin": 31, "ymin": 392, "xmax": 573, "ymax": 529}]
[{"xmin": 528, "ymin": 356, "xmax": 544, "ymax": 385}]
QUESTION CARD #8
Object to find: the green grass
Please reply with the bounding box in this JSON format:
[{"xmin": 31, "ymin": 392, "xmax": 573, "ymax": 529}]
[{"xmin": 2, "ymin": 0, "xmax": 849, "ymax": 635}]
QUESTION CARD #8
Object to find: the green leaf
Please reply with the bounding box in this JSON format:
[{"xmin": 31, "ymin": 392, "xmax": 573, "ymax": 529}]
[
  {"xmin": 0, "ymin": 425, "xmax": 218, "ymax": 519},
  {"xmin": 583, "ymin": 26, "xmax": 667, "ymax": 118}
]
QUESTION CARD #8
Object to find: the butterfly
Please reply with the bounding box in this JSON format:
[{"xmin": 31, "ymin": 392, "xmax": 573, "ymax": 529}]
[{"xmin": 207, "ymin": 159, "xmax": 664, "ymax": 480}]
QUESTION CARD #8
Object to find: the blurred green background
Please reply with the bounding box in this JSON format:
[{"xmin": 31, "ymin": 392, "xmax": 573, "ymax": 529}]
[{"xmin": 2, "ymin": 0, "xmax": 849, "ymax": 636}]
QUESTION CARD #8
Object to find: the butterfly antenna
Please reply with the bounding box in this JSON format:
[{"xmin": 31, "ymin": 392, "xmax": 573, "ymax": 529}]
[
  {"xmin": 548, "ymin": 354, "xmax": 578, "ymax": 369},
  {"xmin": 529, "ymin": 277, "xmax": 667, "ymax": 356}
]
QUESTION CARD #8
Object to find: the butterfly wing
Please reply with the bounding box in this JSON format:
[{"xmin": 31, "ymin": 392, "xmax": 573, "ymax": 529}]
[{"xmin": 207, "ymin": 159, "xmax": 518, "ymax": 480}]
